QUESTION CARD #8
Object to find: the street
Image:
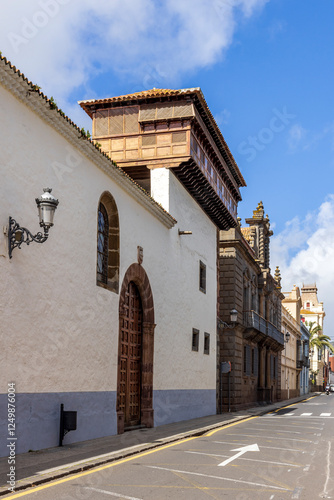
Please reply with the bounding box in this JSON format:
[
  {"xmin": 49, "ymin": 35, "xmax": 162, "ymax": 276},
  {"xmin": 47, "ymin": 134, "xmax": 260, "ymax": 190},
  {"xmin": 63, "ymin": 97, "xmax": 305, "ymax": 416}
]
[{"xmin": 5, "ymin": 394, "xmax": 334, "ymax": 499}]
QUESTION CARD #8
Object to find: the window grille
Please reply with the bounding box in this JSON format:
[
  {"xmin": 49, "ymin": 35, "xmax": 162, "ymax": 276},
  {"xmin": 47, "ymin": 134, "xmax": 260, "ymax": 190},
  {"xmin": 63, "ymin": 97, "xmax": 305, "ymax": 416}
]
[
  {"xmin": 244, "ymin": 345, "xmax": 251, "ymax": 375},
  {"xmin": 172, "ymin": 131, "xmax": 187, "ymax": 143},
  {"xmin": 97, "ymin": 203, "xmax": 109, "ymax": 284},
  {"xmin": 142, "ymin": 135, "xmax": 156, "ymax": 146}
]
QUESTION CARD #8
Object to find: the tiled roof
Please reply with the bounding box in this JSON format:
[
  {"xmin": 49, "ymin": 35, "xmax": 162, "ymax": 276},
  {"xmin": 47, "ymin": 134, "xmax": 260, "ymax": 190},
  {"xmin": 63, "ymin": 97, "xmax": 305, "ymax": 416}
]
[
  {"xmin": 79, "ymin": 87, "xmax": 201, "ymax": 107},
  {"xmin": 79, "ymin": 87, "xmax": 246, "ymax": 189}
]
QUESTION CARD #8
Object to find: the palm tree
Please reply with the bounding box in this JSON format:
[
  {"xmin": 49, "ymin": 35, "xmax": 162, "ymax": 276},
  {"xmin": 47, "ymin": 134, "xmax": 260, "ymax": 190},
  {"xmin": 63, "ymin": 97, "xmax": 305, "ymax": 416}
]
[{"xmin": 306, "ymin": 321, "xmax": 334, "ymax": 354}]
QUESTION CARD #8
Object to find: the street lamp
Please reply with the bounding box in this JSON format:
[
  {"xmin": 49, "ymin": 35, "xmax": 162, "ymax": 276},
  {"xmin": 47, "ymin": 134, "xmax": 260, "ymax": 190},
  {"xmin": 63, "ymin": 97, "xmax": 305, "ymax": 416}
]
[
  {"xmin": 8, "ymin": 188, "xmax": 59, "ymax": 259},
  {"xmin": 218, "ymin": 308, "xmax": 238, "ymax": 330},
  {"xmin": 285, "ymin": 331, "xmax": 291, "ymax": 343}
]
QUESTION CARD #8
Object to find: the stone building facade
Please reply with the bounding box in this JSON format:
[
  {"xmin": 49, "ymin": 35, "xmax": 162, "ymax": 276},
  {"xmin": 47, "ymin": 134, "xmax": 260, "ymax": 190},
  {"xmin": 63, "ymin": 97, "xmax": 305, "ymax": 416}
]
[
  {"xmin": 281, "ymin": 305, "xmax": 302, "ymax": 400},
  {"xmin": 218, "ymin": 202, "xmax": 284, "ymax": 411},
  {"xmin": 301, "ymin": 284, "xmax": 326, "ymax": 390},
  {"xmin": 282, "ymin": 285, "xmax": 310, "ymax": 398}
]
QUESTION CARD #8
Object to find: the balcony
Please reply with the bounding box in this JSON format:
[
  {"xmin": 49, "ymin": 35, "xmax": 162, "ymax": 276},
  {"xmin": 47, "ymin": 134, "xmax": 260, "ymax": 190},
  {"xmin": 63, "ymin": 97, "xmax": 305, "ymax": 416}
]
[
  {"xmin": 297, "ymin": 356, "xmax": 310, "ymax": 369},
  {"xmin": 243, "ymin": 310, "xmax": 284, "ymax": 348}
]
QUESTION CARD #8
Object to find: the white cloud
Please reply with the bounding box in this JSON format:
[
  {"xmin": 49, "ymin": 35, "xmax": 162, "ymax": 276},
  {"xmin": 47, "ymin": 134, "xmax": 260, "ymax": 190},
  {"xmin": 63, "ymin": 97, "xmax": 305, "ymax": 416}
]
[
  {"xmin": 268, "ymin": 20, "xmax": 286, "ymax": 40},
  {"xmin": 271, "ymin": 195, "xmax": 334, "ymax": 336},
  {"xmin": 215, "ymin": 109, "xmax": 231, "ymax": 126},
  {"xmin": 287, "ymin": 123, "xmax": 307, "ymax": 151},
  {"xmin": 0, "ymin": 0, "xmax": 269, "ymax": 127}
]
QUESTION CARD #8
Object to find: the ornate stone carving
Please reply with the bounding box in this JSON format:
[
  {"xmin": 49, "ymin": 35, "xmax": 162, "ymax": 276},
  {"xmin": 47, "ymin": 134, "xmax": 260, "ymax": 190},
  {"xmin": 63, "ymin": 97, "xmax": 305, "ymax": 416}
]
[{"xmin": 137, "ymin": 245, "xmax": 143, "ymax": 265}]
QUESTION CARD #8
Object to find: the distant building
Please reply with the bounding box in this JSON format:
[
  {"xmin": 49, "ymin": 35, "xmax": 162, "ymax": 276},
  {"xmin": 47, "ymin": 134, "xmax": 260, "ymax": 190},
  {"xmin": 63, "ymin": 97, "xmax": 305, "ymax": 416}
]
[
  {"xmin": 301, "ymin": 284, "xmax": 327, "ymax": 390},
  {"xmin": 300, "ymin": 321, "xmax": 310, "ymax": 395},
  {"xmin": 218, "ymin": 203, "xmax": 284, "ymax": 411},
  {"xmin": 282, "ymin": 285, "xmax": 310, "ymax": 398}
]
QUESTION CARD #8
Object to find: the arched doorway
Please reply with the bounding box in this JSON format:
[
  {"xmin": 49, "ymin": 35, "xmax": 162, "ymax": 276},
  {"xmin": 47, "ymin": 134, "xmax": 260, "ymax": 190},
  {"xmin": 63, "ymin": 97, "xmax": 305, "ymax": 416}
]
[{"xmin": 117, "ymin": 264, "xmax": 155, "ymax": 433}]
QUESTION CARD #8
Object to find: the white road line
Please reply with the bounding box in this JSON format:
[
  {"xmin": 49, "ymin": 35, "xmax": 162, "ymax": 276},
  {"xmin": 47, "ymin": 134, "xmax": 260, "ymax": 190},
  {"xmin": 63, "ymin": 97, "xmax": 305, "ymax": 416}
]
[
  {"xmin": 213, "ymin": 441, "xmax": 306, "ymax": 452},
  {"xmin": 256, "ymin": 422, "xmax": 324, "ymax": 430},
  {"xmin": 83, "ymin": 487, "xmax": 143, "ymax": 499},
  {"xmin": 146, "ymin": 465, "xmax": 290, "ymax": 491},
  {"xmin": 276, "ymin": 430, "xmax": 302, "ymax": 434},
  {"xmin": 185, "ymin": 451, "xmax": 302, "ymax": 467},
  {"xmin": 321, "ymin": 441, "xmax": 331, "ymax": 498},
  {"xmin": 263, "ymin": 415, "xmax": 334, "ymax": 419},
  {"xmin": 242, "ymin": 427, "xmax": 302, "ymax": 434},
  {"xmin": 224, "ymin": 433, "xmax": 313, "ymax": 443},
  {"xmin": 301, "ymin": 413, "xmax": 312, "ymax": 416},
  {"xmin": 320, "ymin": 413, "xmax": 331, "ymax": 417}
]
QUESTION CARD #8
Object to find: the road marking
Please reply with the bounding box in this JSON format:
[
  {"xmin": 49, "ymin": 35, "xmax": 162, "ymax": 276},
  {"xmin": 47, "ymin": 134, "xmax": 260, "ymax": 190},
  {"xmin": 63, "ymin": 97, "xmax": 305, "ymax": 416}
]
[
  {"xmin": 224, "ymin": 433, "xmax": 312, "ymax": 443},
  {"xmin": 218, "ymin": 443, "xmax": 259, "ymax": 466},
  {"xmin": 301, "ymin": 413, "xmax": 312, "ymax": 416},
  {"xmin": 263, "ymin": 415, "xmax": 334, "ymax": 419},
  {"xmin": 292, "ymin": 486, "xmax": 303, "ymax": 498},
  {"xmin": 204, "ymin": 416, "xmax": 258, "ymax": 437},
  {"xmin": 186, "ymin": 451, "xmax": 302, "ymax": 467},
  {"xmin": 214, "ymin": 441, "xmax": 306, "ymax": 452},
  {"xmin": 3, "ymin": 435, "xmax": 199, "ymax": 499},
  {"xmin": 83, "ymin": 487, "xmax": 143, "ymax": 499},
  {"xmin": 320, "ymin": 413, "xmax": 331, "ymax": 417},
  {"xmin": 146, "ymin": 465, "xmax": 291, "ymax": 491},
  {"xmin": 256, "ymin": 421, "xmax": 324, "ymax": 430},
  {"xmin": 321, "ymin": 441, "xmax": 331, "ymax": 498}
]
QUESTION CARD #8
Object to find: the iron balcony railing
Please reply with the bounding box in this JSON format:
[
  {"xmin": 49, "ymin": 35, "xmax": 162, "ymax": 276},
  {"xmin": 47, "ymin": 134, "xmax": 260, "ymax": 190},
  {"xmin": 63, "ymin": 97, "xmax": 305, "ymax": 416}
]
[
  {"xmin": 243, "ymin": 310, "xmax": 284, "ymax": 345},
  {"xmin": 297, "ymin": 356, "xmax": 310, "ymax": 369}
]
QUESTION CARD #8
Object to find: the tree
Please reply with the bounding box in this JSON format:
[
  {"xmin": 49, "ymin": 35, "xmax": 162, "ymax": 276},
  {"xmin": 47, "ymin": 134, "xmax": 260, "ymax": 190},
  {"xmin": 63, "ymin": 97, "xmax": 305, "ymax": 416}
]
[{"xmin": 306, "ymin": 321, "xmax": 334, "ymax": 354}]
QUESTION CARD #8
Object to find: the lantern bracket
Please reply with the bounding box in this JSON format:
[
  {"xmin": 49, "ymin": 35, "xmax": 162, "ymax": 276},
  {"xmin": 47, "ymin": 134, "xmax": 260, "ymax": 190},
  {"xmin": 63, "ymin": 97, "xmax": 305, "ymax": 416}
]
[{"xmin": 8, "ymin": 217, "xmax": 49, "ymax": 259}]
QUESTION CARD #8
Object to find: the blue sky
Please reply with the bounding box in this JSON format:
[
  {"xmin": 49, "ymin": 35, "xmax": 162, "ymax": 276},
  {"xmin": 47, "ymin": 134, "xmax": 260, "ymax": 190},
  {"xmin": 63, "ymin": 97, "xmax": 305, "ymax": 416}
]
[{"xmin": 1, "ymin": 0, "xmax": 334, "ymax": 332}]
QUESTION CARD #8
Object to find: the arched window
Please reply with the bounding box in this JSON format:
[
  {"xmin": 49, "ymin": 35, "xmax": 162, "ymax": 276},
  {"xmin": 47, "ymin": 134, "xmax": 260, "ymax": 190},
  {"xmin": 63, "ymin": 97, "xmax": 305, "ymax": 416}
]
[
  {"xmin": 97, "ymin": 203, "xmax": 109, "ymax": 284},
  {"xmin": 97, "ymin": 192, "xmax": 119, "ymax": 293}
]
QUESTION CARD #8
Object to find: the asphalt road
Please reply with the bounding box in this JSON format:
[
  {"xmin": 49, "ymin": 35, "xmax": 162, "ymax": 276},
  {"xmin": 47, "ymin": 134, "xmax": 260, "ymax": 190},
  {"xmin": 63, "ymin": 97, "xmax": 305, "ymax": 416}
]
[{"xmin": 5, "ymin": 394, "xmax": 334, "ymax": 499}]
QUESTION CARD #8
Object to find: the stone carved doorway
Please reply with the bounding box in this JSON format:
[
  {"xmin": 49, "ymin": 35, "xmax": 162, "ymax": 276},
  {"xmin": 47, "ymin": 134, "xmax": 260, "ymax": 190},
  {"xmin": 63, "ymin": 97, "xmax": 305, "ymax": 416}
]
[{"xmin": 117, "ymin": 264, "xmax": 155, "ymax": 434}]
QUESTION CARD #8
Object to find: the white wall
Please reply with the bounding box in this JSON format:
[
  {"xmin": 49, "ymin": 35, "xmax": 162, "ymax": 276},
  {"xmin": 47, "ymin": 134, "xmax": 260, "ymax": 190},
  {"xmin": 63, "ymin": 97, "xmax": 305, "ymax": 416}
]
[{"xmin": 0, "ymin": 83, "xmax": 217, "ymax": 454}]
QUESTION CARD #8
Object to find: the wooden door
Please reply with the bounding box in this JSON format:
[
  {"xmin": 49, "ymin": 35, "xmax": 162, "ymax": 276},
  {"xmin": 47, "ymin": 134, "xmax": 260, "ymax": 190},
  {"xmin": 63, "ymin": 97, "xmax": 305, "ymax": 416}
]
[{"xmin": 119, "ymin": 281, "xmax": 143, "ymax": 428}]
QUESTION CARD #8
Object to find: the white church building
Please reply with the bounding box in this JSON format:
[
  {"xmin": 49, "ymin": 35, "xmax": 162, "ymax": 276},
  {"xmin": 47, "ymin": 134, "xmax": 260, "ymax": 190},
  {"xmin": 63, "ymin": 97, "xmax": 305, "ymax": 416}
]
[{"xmin": 0, "ymin": 55, "xmax": 244, "ymax": 456}]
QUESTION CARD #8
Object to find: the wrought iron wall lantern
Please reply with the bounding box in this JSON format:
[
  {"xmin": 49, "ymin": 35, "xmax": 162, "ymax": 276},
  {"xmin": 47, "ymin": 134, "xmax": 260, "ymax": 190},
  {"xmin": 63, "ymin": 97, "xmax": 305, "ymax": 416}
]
[
  {"xmin": 218, "ymin": 308, "xmax": 238, "ymax": 330},
  {"xmin": 285, "ymin": 331, "xmax": 291, "ymax": 343},
  {"xmin": 8, "ymin": 188, "xmax": 59, "ymax": 259}
]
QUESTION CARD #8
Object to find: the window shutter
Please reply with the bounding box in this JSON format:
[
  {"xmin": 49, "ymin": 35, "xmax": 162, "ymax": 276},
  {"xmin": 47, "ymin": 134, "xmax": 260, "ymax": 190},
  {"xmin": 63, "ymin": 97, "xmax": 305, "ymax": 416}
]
[
  {"xmin": 245, "ymin": 345, "xmax": 251, "ymax": 376},
  {"xmin": 253, "ymin": 347, "xmax": 258, "ymax": 376}
]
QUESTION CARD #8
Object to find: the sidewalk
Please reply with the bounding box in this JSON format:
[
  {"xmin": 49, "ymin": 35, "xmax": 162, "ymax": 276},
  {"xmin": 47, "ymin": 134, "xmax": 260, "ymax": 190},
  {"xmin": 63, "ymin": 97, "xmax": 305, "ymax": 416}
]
[{"xmin": 0, "ymin": 394, "xmax": 319, "ymax": 496}]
